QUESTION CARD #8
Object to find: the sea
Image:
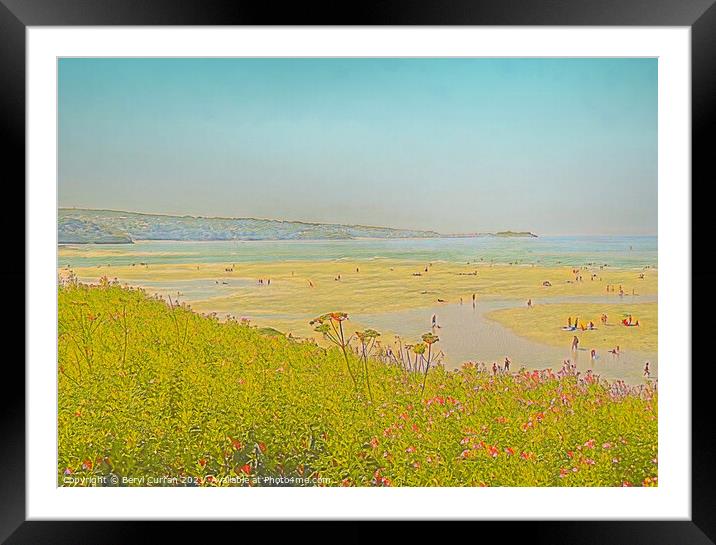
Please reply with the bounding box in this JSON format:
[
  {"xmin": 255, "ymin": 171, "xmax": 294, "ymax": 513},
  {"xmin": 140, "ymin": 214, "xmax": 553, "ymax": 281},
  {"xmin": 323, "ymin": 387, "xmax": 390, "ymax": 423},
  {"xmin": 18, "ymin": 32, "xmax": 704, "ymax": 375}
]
[{"xmin": 58, "ymin": 235, "xmax": 657, "ymax": 269}]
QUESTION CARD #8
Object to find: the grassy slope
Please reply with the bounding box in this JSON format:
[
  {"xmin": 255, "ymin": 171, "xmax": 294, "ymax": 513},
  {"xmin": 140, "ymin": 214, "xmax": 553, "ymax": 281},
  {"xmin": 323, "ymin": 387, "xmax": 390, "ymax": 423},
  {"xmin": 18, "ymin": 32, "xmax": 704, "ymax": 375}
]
[{"xmin": 58, "ymin": 281, "xmax": 658, "ymax": 487}]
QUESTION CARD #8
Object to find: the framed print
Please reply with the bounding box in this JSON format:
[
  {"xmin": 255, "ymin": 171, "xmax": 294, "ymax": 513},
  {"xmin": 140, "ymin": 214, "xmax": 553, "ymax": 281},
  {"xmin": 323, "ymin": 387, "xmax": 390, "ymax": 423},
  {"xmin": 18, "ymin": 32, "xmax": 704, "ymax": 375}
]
[{"xmin": 4, "ymin": 0, "xmax": 712, "ymax": 543}]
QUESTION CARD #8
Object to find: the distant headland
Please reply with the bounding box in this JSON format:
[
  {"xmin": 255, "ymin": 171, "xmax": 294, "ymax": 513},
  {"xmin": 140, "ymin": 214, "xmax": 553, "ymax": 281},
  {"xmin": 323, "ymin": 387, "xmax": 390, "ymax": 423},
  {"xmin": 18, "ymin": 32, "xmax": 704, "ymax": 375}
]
[{"xmin": 58, "ymin": 208, "xmax": 537, "ymax": 244}]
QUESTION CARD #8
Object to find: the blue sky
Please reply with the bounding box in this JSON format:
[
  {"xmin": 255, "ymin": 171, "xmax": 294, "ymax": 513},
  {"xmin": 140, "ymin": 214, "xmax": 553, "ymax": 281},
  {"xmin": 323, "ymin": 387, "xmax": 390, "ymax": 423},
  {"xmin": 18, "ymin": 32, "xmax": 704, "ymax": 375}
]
[{"xmin": 58, "ymin": 58, "xmax": 657, "ymax": 235}]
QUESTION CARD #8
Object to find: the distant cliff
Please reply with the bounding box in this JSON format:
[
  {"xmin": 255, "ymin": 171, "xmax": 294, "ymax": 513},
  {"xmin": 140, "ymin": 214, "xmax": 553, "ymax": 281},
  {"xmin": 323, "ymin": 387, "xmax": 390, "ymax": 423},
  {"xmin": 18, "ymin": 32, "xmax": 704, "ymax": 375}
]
[{"xmin": 58, "ymin": 209, "xmax": 442, "ymax": 244}]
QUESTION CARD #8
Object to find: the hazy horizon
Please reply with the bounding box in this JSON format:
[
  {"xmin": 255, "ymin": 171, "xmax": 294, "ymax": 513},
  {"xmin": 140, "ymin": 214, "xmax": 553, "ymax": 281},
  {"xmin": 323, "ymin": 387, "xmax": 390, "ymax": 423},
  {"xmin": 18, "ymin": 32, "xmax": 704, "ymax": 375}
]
[{"xmin": 59, "ymin": 58, "xmax": 657, "ymax": 236}]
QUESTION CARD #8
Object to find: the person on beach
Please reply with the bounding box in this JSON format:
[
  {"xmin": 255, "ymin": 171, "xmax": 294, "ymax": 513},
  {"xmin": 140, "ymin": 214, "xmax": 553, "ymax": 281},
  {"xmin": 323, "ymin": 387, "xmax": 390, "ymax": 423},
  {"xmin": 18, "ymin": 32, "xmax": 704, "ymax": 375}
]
[
  {"xmin": 574, "ymin": 317, "xmax": 579, "ymax": 329},
  {"xmin": 571, "ymin": 336, "xmax": 579, "ymax": 351},
  {"xmin": 588, "ymin": 321, "xmax": 595, "ymax": 330},
  {"xmin": 460, "ymin": 297, "xmax": 463, "ymax": 305},
  {"xmin": 568, "ymin": 317, "xmax": 572, "ymax": 328},
  {"xmin": 590, "ymin": 349, "xmax": 597, "ymax": 360},
  {"xmin": 527, "ymin": 299, "xmax": 532, "ymax": 309},
  {"xmin": 504, "ymin": 357, "xmax": 511, "ymax": 371},
  {"xmin": 431, "ymin": 314, "xmax": 437, "ymax": 328},
  {"xmin": 644, "ymin": 362, "xmax": 650, "ymax": 378},
  {"xmin": 492, "ymin": 362, "xmax": 498, "ymax": 375},
  {"xmin": 472, "ymin": 293, "xmax": 476, "ymax": 308}
]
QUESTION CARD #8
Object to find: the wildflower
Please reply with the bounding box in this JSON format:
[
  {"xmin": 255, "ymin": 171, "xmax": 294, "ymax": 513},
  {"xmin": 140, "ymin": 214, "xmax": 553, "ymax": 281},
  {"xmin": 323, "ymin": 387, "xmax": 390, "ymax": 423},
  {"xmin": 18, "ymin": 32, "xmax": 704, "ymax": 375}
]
[
  {"xmin": 370, "ymin": 437, "xmax": 379, "ymax": 449},
  {"xmin": 559, "ymin": 468, "xmax": 569, "ymax": 478},
  {"xmin": 341, "ymin": 478, "xmax": 351, "ymax": 487},
  {"xmin": 622, "ymin": 481, "xmax": 633, "ymax": 487},
  {"xmin": 82, "ymin": 459, "xmax": 93, "ymax": 471},
  {"xmin": 406, "ymin": 446, "xmax": 416, "ymax": 454},
  {"xmin": 505, "ymin": 447, "xmax": 514, "ymax": 456},
  {"xmin": 373, "ymin": 469, "xmax": 391, "ymax": 487},
  {"xmin": 460, "ymin": 449, "xmax": 471, "ymax": 459},
  {"xmin": 258, "ymin": 441, "xmax": 267, "ymax": 453},
  {"xmin": 230, "ymin": 438, "xmax": 242, "ymax": 450},
  {"xmin": 487, "ymin": 445, "xmax": 499, "ymax": 458},
  {"xmin": 199, "ymin": 458, "xmax": 207, "ymax": 467},
  {"xmin": 585, "ymin": 458, "xmax": 595, "ymax": 466},
  {"xmin": 421, "ymin": 333, "xmax": 439, "ymax": 345},
  {"xmin": 206, "ymin": 475, "xmax": 217, "ymax": 484},
  {"xmin": 64, "ymin": 468, "xmax": 72, "ymax": 475},
  {"xmin": 602, "ymin": 442, "xmax": 612, "ymax": 449},
  {"xmin": 583, "ymin": 439, "xmax": 595, "ymax": 449}
]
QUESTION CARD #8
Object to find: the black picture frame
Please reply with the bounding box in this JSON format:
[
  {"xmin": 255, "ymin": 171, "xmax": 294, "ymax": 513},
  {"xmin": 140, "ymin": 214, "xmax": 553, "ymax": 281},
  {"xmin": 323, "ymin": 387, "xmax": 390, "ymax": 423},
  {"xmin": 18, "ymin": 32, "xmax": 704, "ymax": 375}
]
[{"xmin": 3, "ymin": 1, "xmax": 711, "ymax": 543}]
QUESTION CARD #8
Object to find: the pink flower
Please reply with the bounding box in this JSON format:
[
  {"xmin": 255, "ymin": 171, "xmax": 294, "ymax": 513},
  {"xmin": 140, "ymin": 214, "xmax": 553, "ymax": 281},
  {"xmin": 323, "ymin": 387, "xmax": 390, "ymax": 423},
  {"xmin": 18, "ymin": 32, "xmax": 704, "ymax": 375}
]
[{"xmin": 602, "ymin": 442, "xmax": 612, "ymax": 449}]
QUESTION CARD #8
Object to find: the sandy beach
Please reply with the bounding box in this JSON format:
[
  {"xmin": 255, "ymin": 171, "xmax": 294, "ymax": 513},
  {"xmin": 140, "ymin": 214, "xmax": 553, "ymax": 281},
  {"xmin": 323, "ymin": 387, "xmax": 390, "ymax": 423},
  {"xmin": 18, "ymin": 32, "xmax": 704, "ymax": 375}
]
[{"xmin": 60, "ymin": 249, "xmax": 657, "ymax": 381}]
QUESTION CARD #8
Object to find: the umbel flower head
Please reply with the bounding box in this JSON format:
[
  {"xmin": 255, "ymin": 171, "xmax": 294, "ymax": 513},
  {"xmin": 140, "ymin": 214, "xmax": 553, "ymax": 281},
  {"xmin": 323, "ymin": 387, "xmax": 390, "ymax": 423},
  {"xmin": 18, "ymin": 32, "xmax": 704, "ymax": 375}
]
[
  {"xmin": 422, "ymin": 333, "xmax": 439, "ymax": 345},
  {"xmin": 413, "ymin": 343, "xmax": 427, "ymax": 355},
  {"xmin": 310, "ymin": 312, "xmax": 348, "ymax": 326},
  {"xmin": 356, "ymin": 329, "xmax": 381, "ymax": 342}
]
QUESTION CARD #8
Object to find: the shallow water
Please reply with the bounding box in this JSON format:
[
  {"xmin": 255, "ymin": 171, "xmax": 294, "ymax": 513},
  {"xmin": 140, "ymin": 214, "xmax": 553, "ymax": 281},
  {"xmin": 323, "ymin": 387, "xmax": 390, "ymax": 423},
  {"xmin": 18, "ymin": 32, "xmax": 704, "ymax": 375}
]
[{"xmin": 355, "ymin": 296, "xmax": 657, "ymax": 384}]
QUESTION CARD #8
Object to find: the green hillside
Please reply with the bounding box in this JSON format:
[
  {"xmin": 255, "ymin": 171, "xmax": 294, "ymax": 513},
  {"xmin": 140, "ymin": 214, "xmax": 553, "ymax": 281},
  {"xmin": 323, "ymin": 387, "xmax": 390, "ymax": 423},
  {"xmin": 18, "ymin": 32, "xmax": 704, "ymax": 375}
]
[{"xmin": 58, "ymin": 279, "xmax": 657, "ymax": 487}]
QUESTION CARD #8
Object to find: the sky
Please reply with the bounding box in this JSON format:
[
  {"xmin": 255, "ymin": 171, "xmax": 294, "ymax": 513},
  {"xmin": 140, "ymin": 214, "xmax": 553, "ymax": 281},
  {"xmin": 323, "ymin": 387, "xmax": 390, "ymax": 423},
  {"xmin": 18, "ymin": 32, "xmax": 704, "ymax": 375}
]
[{"xmin": 58, "ymin": 58, "xmax": 657, "ymax": 236}]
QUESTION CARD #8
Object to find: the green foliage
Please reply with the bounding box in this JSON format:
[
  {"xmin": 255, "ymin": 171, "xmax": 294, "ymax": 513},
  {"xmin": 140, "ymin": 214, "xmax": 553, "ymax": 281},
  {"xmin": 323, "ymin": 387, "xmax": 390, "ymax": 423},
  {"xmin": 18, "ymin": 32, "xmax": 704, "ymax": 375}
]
[{"xmin": 58, "ymin": 282, "xmax": 658, "ymax": 487}]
